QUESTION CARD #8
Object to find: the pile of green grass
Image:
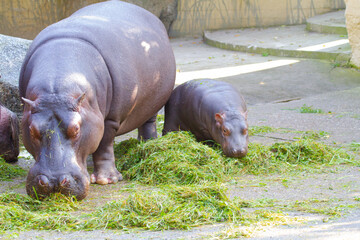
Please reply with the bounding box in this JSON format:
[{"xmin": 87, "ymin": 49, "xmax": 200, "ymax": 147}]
[
  {"xmin": 241, "ymin": 140, "xmax": 353, "ymax": 175},
  {"xmin": 0, "ymin": 185, "xmax": 242, "ymax": 231},
  {"xmin": 0, "ymin": 130, "xmax": 356, "ymax": 233},
  {"xmin": 86, "ymin": 183, "xmax": 241, "ymax": 230},
  {"xmin": 0, "ymin": 193, "xmax": 80, "ymax": 231},
  {"xmin": 0, "ymin": 157, "xmax": 26, "ymax": 181},
  {"xmin": 114, "ymin": 131, "xmax": 227, "ymax": 185},
  {"xmin": 115, "ymin": 131, "xmax": 354, "ymax": 181},
  {"xmin": 0, "ymin": 184, "xmax": 284, "ymax": 232}
]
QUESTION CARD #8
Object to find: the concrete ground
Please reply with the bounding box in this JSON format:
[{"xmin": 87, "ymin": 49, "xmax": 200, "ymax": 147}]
[
  {"xmin": 204, "ymin": 10, "xmax": 350, "ymax": 62},
  {"xmin": 2, "ymin": 35, "xmax": 359, "ymax": 240},
  {"xmin": 2, "ymin": 11, "xmax": 360, "ymax": 240},
  {"xmin": 173, "ymin": 35, "xmax": 360, "ymax": 239}
]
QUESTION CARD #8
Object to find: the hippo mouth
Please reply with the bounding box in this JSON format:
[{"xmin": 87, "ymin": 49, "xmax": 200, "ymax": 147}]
[{"xmin": 26, "ymin": 172, "xmax": 90, "ymax": 200}]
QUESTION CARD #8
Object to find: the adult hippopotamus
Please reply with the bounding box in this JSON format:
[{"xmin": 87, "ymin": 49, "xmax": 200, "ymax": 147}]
[
  {"xmin": 19, "ymin": 1, "xmax": 176, "ymax": 200},
  {"xmin": 0, "ymin": 103, "xmax": 19, "ymax": 163},
  {"xmin": 163, "ymin": 79, "xmax": 248, "ymax": 158}
]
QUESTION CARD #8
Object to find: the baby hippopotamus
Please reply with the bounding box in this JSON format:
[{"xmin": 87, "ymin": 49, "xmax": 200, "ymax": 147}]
[
  {"xmin": 0, "ymin": 103, "xmax": 19, "ymax": 162},
  {"xmin": 163, "ymin": 79, "xmax": 248, "ymax": 158}
]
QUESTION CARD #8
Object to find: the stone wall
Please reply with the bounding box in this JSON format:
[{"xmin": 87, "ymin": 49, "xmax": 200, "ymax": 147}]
[
  {"xmin": 345, "ymin": 0, "xmax": 360, "ymax": 68},
  {"xmin": 0, "ymin": 34, "xmax": 31, "ymax": 114},
  {"xmin": 170, "ymin": 0, "xmax": 345, "ymax": 36},
  {"xmin": 0, "ymin": 0, "xmax": 177, "ymax": 40},
  {"xmin": 0, "ymin": 0, "xmax": 346, "ymax": 39}
]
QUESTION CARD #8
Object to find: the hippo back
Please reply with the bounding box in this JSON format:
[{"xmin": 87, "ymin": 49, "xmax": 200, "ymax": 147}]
[
  {"xmin": 174, "ymin": 79, "xmax": 246, "ymax": 123},
  {"xmin": 20, "ymin": 0, "xmax": 176, "ymax": 134}
]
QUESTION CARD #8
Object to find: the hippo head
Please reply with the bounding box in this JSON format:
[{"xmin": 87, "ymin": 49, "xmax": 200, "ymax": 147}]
[
  {"xmin": 21, "ymin": 93, "xmax": 104, "ymax": 200},
  {"xmin": 214, "ymin": 110, "xmax": 248, "ymax": 158}
]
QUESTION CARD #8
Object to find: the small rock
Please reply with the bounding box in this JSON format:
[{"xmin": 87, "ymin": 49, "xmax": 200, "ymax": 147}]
[{"xmin": 0, "ymin": 34, "xmax": 31, "ymax": 114}]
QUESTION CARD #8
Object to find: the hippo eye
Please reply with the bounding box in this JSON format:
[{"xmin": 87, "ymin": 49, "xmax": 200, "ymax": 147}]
[
  {"xmin": 29, "ymin": 124, "xmax": 41, "ymax": 140},
  {"xmin": 242, "ymin": 128, "xmax": 248, "ymax": 135},
  {"xmin": 222, "ymin": 127, "xmax": 231, "ymax": 136},
  {"xmin": 67, "ymin": 124, "xmax": 80, "ymax": 139}
]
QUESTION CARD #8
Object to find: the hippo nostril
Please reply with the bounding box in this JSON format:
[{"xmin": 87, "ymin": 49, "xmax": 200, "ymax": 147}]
[
  {"xmin": 230, "ymin": 148, "xmax": 247, "ymax": 157},
  {"xmin": 38, "ymin": 175, "xmax": 49, "ymax": 187},
  {"xmin": 59, "ymin": 175, "xmax": 70, "ymax": 187},
  {"xmin": 232, "ymin": 149, "xmax": 241, "ymax": 154}
]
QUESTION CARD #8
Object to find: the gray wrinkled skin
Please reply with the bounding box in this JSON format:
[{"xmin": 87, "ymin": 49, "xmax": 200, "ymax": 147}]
[
  {"xmin": 163, "ymin": 79, "xmax": 248, "ymax": 158},
  {"xmin": 19, "ymin": 1, "xmax": 176, "ymax": 200}
]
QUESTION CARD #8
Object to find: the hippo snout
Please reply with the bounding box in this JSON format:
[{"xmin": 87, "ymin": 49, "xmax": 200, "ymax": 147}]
[
  {"xmin": 232, "ymin": 147, "xmax": 248, "ymax": 158},
  {"xmin": 26, "ymin": 172, "xmax": 89, "ymax": 200},
  {"xmin": 224, "ymin": 146, "xmax": 248, "ymax": 158}
]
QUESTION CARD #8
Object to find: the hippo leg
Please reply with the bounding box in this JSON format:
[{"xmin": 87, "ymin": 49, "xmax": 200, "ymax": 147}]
[
  {"xmin": 137, "ymin": 114, "xmax": 157, "ymax": 141},
  {"xmin": 91, "ymin": 120, "xmax": 123, "ymax": 185},
  {"xmin": 162, "ymin": 102, "xmax": 182, "ymax": 136}
]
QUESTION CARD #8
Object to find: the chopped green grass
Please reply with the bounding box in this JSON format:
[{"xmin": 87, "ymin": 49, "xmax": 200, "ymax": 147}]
[
  {"xmin": 299, "ymin": 104, "xmax": 324, "ymax": 114},
  {"xmin": 283, "ymin": 104, "xmax": 326, "ymax": 114},
  {"xmin": 0, "ymin": 192, "xmax": 79, "ymax": 212},
  {"xmin": 299, "ymin": 130, "xmax": 329, "ymax": 140},
  {"xmin": 240, "ymin": 139, "xmax": 353, "ymax": 175},
  {"xmin": 249, "ymin": 126, "xmax": 329, "ymax": 140},
  {"xmin": 0, "ymin": 184, "xmax": 242, "ymax": 231},
  {"xmin": 115, "ymin": 131, "xmax": 354, "ymax": 179},
  {"xmin": 115, "ymin": 131, "xmax": 226, "ymax": 185},
  {"xmin": 349, "ymin": 142, "xmax": 360, "ymax": 152},
  {"xmin": 249, "ymin": 125, "xmax": 279, "ymax": 136},
  {"xmin": 284, "ymin": 198, "xmax": 345, "ymax": 219},
  {"xmin": 86, "ymin": 183, "xmax": 242, "ymax": 230},
  {"xmin": 271, "ymin": 140, "xmax": 351, "ymax": 165},
  {"xmin": 0, "ymin": 130, "xmax": 357, "ymax": 233},
  {"xmin": 0, "ymin": 193, "xmax": 80, "ymax": 231},
  {"xmin": 0, "ymin": 157, "xmax": 26, "ymax": 181},
  {"xmin": 0, "ymin": 184, "xmax": 301, "ymax": 232},
  {"xmin": 156, "ymin": 114, "xmax": 165, "ymax": 135}
]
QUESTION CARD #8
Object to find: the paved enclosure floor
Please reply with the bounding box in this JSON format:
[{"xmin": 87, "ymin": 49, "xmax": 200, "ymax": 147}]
[{"xmin": 2, "ymin": 28, "xmax": 360, "ymax": 239}]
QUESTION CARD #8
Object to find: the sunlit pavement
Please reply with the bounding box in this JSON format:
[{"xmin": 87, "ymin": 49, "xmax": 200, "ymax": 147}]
[
  {"xmin": 11, "ymin": 36, "xmax": 360, "ymax": 240},
  {"xmin": 170, "ymin": 32, "xmax": 360, "ymax": 239},
  {"xmin": 8, "ymin": 10, "xmax": 360, "ymax": 238}
]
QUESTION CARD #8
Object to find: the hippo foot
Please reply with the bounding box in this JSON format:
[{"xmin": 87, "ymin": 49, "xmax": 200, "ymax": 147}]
[{"xmin": 90, "ymin": 170, "xmax": 123, "ymax": 185}]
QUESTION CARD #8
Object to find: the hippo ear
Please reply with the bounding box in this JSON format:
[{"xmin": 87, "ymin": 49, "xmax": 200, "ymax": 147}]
[
  {"xmin": 242, "ymin": 110, "xmax": 248, "ymax": 119},
  {"xmin": 215, "ymin": 113, "xmax": 225, "ymax": 126},
  {"xmin": 21, "ymin": 97, "xmax": 37, "ymax": 110},
  {"xmin": 10, "ymin": 114, "xmax": 19, "ymax": 143},
  {"xmin": 75, "ymin": 92, "xmax": 86, "ymax": 110}
]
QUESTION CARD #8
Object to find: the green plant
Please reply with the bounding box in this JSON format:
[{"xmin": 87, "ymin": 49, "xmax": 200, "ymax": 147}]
[
  {"xmin": 114, "ymin": 131, "xmax": 226, "ymax": 185},
  {"xmin": 0, "ymin": 130, "xmax": 357, "ymax": 233},
  {"xmin": 299, "ymin": 104, "xmax": 324, "ymax": 114},
  {"xmin": 0, "ymin": 157, "xmax": 26, "ymax": 181}
]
